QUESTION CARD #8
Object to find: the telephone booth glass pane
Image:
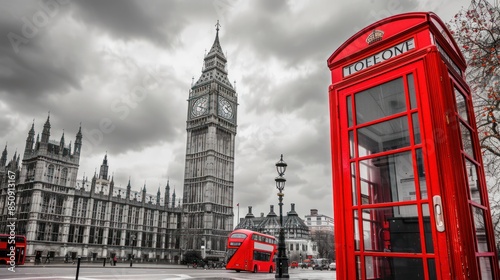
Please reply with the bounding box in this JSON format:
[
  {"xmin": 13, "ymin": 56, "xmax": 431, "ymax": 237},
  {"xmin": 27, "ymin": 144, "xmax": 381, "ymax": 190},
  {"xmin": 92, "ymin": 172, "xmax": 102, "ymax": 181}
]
[
  {"xmin": 472, "ymin": 206, "xmax": 490, "ymax": 252},
  {"xmin": 479, "ymin": 257, "xmax": 494, "ymax": 280},
  {"xmin": 428, "ymin": 259, "xmax": 437, "ymax": 279},
  {"xmin": 360, "ymin": 205, "xmax": 419, "ymax": 252},
  {"xmin": 354, "ymin": 210, "xmax": 360, "ymax": 251},
  {"xmin": 359, "ymin": 151, "xmax": 415, "ymax": 205},
  {"xmin": 412, "ymin": 113, "xmax": 421, "ymax": 144},
  {"xmin": 416, "ymin": 149, "xmax": 427, "ymax": 199},
  {"xmin": 454, "ymin": 88, "xmax": 469, "ymax": 123},
  {"xmin": 422, "ymin": 204, "xmax": 434, "ymax": 253},
  {"xmin": 352, "ymin": 162, "xmax": 358, "ymax": 205},
  {"xmin": 408, "ymin": 74, "xmax": 417, "ymax": 109},
  {"xmin": 355, "ymin": 78, "xmax": 406, "ymax": 125},
  {"xmin": 459, "ymin": 122, "xmax": 474, "ymax": 157},
  {"xmin": 357, "ymin": 116, "xmax": 410, "ymax": 154},
  {"xmin": 349, "ymin": 130, "xmax": 355, "ymax": 158},
  {"xmin": 365, "ymin": 256, "xmax": 424, "ymax": 279},
  {"xmin": 348, "ymin": 95, "xmax": 353, "ymax": 127},
  {"xmin": 465, "ymin": 158, "xmax": 481, "ymax": 204},
  {"xmin": 356, "ymin": 256, "xmax": 361, "ymax": 280}
]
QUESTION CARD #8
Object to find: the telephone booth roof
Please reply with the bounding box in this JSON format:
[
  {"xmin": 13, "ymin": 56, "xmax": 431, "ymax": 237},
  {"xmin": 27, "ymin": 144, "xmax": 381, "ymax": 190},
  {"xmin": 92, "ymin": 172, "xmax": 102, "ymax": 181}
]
[{"xmin": 327, "ymin": 12, "xmax": 465, "ymax": 77}]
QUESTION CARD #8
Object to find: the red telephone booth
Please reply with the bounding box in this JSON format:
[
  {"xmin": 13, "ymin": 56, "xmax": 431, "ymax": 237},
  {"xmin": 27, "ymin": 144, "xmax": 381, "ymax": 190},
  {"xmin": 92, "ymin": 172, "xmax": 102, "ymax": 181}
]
[{"xmin": 327, "ymin": 12, "xmax": 499, "ymax": 280}]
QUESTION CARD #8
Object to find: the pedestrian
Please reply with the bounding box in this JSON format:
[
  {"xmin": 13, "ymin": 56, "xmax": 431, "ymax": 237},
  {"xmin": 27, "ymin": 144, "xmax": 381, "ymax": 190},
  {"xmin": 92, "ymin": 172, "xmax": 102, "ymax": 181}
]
[
  {"xmin": 45, "ymin": 252, "xmax": 50, "ymax": 263},
  {"xmin": 35, "ymin": 252, "xmax": 41, "ymax": 265},
  {"xmin": 113, "ymin": 255, "xmax": 117, "ymax": 266},
  {"xmin": 71, "ymin": 255, "xmax": 75, "ymax": 264}
]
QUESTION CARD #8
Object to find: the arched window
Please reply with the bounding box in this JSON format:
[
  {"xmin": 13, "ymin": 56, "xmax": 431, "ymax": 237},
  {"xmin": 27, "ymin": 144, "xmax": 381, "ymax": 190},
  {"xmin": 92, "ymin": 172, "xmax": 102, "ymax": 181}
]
[
  {"xmin": 47, "ymin": 165, "xmax": 55, "ymax": 183},
  {"xmin": 60, "ymin": 168, "xmax": 68, "ymax": 186}
]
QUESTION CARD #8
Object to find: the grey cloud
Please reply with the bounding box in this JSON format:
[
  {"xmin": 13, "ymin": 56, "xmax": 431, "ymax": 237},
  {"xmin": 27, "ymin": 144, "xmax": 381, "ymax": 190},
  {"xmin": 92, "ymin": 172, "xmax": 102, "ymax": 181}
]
[{"xmin": 71, "ymin": 0, "xmax": 219, "ymax": 48}]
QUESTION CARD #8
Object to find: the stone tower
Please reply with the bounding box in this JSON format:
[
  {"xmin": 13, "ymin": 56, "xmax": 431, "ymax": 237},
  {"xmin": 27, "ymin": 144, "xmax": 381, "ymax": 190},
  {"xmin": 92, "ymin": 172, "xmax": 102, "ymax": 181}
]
[
  {"xmin": 16, "ymin": 114, "xmax": 82, "ymax": 250},
  {"xmin": 182, "ymin": 21, "xmax": 237, "ymax": 256}
]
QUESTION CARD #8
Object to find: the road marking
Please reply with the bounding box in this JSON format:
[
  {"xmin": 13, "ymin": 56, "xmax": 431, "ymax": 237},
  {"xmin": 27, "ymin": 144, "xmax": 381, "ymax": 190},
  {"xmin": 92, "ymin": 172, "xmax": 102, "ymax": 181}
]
[{"xmin": 160, "ymin": 275, "xmax": 192, "ymax": 280}]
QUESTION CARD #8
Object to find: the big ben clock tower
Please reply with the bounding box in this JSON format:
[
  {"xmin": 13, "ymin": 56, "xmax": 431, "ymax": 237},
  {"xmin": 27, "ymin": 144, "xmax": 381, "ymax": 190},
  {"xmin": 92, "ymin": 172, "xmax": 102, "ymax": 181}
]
[{"xmin": 182, "ymin": 21, "xmax": 237, "ymax": 256}]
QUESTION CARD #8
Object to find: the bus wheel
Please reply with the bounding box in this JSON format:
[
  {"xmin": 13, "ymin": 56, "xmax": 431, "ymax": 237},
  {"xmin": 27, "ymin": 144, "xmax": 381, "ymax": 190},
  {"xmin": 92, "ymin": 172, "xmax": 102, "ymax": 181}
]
[
  {"xmin": 269, "ymin": 266, "xmax": 274, "ymax": 273},
  {"xmin": 253, "ymin": 266, "xmax": 258, "ymax": 273}
]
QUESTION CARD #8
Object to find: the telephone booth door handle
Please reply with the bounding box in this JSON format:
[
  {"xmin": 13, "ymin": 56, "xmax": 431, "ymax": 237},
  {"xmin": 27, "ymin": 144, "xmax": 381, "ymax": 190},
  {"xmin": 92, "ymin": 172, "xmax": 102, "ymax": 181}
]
[{"xmin": 433, "ymin": 195, "xmax": 445, "ymax": 232}]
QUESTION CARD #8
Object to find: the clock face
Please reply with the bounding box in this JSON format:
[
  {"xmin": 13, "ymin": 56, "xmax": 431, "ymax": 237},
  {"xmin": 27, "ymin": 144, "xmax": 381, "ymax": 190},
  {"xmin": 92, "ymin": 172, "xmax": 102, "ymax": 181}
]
[
  {"xmin": 218, "ymin": 97, "xmax": 233, "ymax": 119},
  {"xmin": 191, "ymin": 96, "xmax": 208, "ymax": 118}
]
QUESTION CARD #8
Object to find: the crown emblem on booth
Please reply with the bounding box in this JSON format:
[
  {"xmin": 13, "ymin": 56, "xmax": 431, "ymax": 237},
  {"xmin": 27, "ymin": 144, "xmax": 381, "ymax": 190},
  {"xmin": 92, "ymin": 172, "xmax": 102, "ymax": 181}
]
[{"xmin": 366, "ymin": 29, "xmax": 384, "ymax": 44}]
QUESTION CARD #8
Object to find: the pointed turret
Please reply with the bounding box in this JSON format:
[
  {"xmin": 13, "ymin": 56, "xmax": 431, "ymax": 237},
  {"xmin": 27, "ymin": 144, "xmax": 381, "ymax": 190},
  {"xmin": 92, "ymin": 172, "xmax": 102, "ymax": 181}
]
[
  {"xmin": 41, "ymin": 113, "xmax": 51, "ymax": 143},
  {"xmin": 24, "ymin": 121, "xmax": 35, "ymax": 157},
  {"xmin": 6, "ymin": 150, "xmax": 19, "ymax": 172},
  {"xmin": 81, "ymin": 175, "xmax": 87, "ymax": 191},
  {"xmin": 99, "ymin": 153, "xmax": 109, "ymax": 180},
  {"xmin": 59, "ymin": 131, "xmax": 65, "ymax": 155},
  {"xmin": 74, "ymin": 124, "xmax": 82, "ymax": 155},
  {"xmin": 164, "ymin": 180, "xmax": 170, "ymax": 208},
  {"xmin": 267, "ymin": 205, "xmax": 277, "ymax": 217},
  {"xmin": 142, "ymin": 183, "xmax": 147, "ymax": 203},
  {"xmin": 126, "ymin": 177, "xmax": 131, "ymax": 200},
  {"xmin": 287, "ymin": 203, "xmax": 298, "ymax": 216},
  {"xmin": 245, "ymin": 206, "xmax": 255, "ymax": 219},
  {"xmin": 156, "ymin": 187, "xmax": 161, "ymax": 204},
  {"xmin": 235, "ymin": 206, "xmax": 256, "ymax": 231},
  {"xmin": 1, "ymin": 144, "xmax": 7, "ymax": 167},
  {"xmin": 206, "ymin": 20, "xmax": 226, "ymax": 60},
  {"xmin": 90, "ymin": 170, "xmax": 97, "ymax": 195},
  {"xmin": 192, "ymin": 21, "xmax": 233, "ymax": 89}
]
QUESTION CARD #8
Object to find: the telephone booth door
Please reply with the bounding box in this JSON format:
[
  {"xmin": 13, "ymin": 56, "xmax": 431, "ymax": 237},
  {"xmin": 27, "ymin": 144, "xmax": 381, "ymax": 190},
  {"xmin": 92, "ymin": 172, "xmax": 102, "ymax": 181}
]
[
  {"xmin": 336, "ymin": 62, "xmax": 446, "ymax": 279},
  {"xmin": 327, "ymin": 12, "xmax": 499, "ymax": 280}
]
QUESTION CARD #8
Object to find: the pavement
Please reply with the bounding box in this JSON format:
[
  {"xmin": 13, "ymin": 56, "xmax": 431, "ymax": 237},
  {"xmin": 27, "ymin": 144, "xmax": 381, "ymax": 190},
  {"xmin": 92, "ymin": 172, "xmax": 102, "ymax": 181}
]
[{"xmin": 22, "ymin": 261, "xmax": 190, "ymax": 269}]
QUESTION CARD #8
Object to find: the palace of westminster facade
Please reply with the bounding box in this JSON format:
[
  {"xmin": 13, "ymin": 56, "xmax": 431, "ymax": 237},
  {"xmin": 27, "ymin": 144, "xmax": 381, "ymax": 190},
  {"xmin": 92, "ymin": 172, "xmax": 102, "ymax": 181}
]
[{"xmin": 0, "ymin": 24, "xmax": 321, "ymax": 263}]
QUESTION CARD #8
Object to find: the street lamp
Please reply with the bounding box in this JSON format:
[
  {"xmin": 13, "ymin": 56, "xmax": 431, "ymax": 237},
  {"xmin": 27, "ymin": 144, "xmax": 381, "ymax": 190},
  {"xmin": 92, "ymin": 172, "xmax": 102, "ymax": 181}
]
[
  {"xmin": 130, "ymin": 234, "xmax": 136, "ymax": 267},
  {"xmin": 275, "ymin": 154, "xmax": 289, "ymax": 279}
]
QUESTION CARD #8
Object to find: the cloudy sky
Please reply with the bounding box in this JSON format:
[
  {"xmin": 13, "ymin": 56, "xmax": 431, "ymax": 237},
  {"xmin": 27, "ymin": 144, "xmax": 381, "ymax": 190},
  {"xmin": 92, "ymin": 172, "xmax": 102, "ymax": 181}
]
[{"xmin": 1, "ymin": 0, "xmax": 471, "ymax": 224}]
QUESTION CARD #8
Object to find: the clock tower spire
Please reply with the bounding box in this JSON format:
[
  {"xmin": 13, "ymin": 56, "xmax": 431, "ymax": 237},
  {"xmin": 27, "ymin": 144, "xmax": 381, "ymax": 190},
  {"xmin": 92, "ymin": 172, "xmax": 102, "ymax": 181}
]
[{"xmin": 182, "ymin": 21, "xmax": 237, "ymax": 256}]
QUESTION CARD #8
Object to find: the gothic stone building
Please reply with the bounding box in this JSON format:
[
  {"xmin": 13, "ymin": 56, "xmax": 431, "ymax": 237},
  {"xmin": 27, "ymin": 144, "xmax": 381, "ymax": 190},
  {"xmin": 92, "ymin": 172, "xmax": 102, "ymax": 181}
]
[
  {"xmin": 0, "ymin": 116, "xmax": 183, "ymax": 262},
  {"xmin": 235, "ymin": 204, "xmax": 319, "ymax": 262}
]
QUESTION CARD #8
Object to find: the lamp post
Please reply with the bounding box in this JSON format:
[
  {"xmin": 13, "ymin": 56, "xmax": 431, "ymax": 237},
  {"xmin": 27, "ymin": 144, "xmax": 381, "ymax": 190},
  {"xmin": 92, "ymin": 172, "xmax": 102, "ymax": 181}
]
[
  {"xmin": 275, "ymin": 154, "xmax": 289, "ymax": 279},
  {"xmin": 130, "ymin": 234, "xmax": 136, "ymax": 267}
]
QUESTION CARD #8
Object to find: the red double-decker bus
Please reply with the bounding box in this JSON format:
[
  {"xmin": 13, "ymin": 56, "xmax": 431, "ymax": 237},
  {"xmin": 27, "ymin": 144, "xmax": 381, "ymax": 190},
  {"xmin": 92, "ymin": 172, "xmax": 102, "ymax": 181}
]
[
  {"xmin": 0, "ymin": 234, "xmax": 27, "ymax": 265},
  {"xmin": 225, "ymin": 229, "xmax": 277, "ymax": 273}
]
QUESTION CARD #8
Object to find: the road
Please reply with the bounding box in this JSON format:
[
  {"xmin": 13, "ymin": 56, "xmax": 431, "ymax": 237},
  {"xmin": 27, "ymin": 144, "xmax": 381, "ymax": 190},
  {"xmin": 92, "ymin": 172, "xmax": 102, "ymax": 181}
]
[{"xmin": 0, "ymin": 263, "xmax": 336, "ymax": 280}]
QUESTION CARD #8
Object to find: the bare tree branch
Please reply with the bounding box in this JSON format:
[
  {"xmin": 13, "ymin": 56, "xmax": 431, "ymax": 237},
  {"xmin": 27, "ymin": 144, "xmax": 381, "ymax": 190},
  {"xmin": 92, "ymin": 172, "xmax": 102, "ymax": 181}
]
[{"xmin": 449, "ymin": 0, "xmax": 500, "ymax": 245}]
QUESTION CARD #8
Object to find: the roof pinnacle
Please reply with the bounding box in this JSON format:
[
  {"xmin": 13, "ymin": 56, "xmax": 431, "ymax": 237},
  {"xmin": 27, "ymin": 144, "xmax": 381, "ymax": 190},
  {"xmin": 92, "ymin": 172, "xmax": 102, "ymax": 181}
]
[{"xmin": 215, "ymin": 20, "xmax": 221, "ymax": 34}]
